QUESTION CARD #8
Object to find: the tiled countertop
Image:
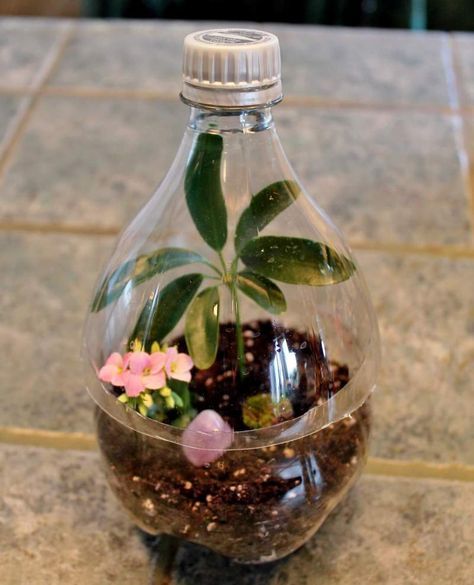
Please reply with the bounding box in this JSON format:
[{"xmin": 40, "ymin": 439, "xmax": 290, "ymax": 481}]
[{"xmin": 0, "ymin": 18, "xmax": 473, "ymax": 584}]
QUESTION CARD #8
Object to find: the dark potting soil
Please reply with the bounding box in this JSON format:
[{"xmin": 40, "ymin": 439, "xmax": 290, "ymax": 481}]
[
  {"xmin": 173, "ymin": 319, "xmax": 350, "ymax": 430},
  {"xmin": 97, "ymin": 321, "xmax": 371, "ymax": 562}
]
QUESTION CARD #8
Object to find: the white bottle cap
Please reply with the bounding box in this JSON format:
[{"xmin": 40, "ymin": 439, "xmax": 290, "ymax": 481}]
[{"xmin": 182, "ymin": 29, "xmax": 282, "ymax": 108}]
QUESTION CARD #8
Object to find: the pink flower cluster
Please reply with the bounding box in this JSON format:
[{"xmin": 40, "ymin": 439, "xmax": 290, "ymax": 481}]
[{"xmin": 99, "ymin": 346, "xmax": 193, "ymax": 397}]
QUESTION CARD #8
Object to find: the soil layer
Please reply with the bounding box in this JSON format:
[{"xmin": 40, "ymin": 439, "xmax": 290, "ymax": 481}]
[
  {"xmin": 175, "ymin": 320, "xmax": 349, "ymax": 430},
  {"xmin": 97, "ymin": 321, "xmax": 371, "ymax": 563}
]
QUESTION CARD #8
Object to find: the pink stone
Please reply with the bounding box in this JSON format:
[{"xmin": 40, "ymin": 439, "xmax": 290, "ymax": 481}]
[{"xmin": 182, "ymin": 410, "xmax": 234, "ymax": 467}]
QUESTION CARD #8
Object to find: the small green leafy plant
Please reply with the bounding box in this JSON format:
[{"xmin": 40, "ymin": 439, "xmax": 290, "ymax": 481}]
[
  {"xmin": 92, "ymin": 132, "xmax": 354, "ymax": 389},
  {"xmin": 242, "ymin": 393, "xmax": 294, "ymax": 429}
]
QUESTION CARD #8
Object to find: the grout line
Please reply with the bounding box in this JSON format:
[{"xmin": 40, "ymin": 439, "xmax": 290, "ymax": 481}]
[
  {"xmin": 366, "ymin": 457, "xmax": 474, "ymax": 483},
  {"xmin": 0, "ymin": 97, "xmax": 38, "ymax": 185},
  {"xmin": 449, "ymin": 36, "xmax": 474, "ymax": 240},
  {"xmin": 282, "ymin": 94, "xmax": 456, "ymax": 115},
  {"xmin": 0, "ymin": 86, "xmax": 36, "ymax": 96},
  {"xmin": 0, "ymin": 95, "xmax": 34, "ymax": 162},
  {"xmin": 451, "ymin": 114, "xmax": 474, "ymax": 242},
  {"xmin": 350, "ymin": 240, "xmax": 474, "ymax": 259},
  {"xmin": 41, "ymin": 85, "xmax": 179, "ymax": 102},
  {"xmin": 441, "ymin": 36, "xmax": 474, "ymax": 241},
  {"xmin": 1, "ymin": 220, "xmax": 473, "ymax": 258},
  {"xmin": 0, "ymin": 220, "xmax": 121, "ymax": 237},
  {"xmin": 0, "ymin": 25, "xmax": 75, "ymax": 186},
  {"xmin": 1, "ymin": 425, "xmax": 474, "ymax": 483},
  {"xmin": 441, "ymin": 34, "xmax": 460, "ymax": 111},
  {"xmin": 29, "ymin": 23, "xmax": 76, "ymax": 91},
  {"xmin": 3, "ymin": 84, "xmax": 474, "ymax": 115},
  {"xmin": 449, "ymin": 35, "xmax": 468, "ymax": 109},
  {"xmin": 0, "ymin": 426, "xmax": 96, "ymax": 451}
]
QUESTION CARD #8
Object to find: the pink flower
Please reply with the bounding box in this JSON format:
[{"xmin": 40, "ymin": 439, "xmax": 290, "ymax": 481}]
[
  {"xmin": 182, "ymin": 410, "xmax": 234, "ymax": 467},
  {"xmin": 122, "ymin": 351, "xmax": 166, "ymax": 397},
  {"xmin": 165, "ymin": 347, "xmax": 193, "ymax": 383},
  {"xmin": 99, "ymin": 352, "xmax": 130, "ymax": 387}
]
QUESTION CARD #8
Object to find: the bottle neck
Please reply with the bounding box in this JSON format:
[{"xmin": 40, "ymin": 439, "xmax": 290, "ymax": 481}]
[{"xmin": 186, "ymin": 104, "xmax": 275, "ymax": 134}]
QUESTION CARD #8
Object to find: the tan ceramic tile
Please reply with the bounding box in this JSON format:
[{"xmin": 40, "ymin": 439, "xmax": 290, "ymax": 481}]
[
  {"xmin": 0, "ymin": 97, "xmax": 470, "ymax": 248},
  {"xmin": 0, "ymin": 95, "xmax": 187, "ymax": 229},
  {"xmin": 49, "ymin": 20, "xmax": 202, "ymax": 92},
  {"xmin": 0, "ymin": 19, "xmax": 68, "ymax": 89},
  {"xmin": 50, "ymin": 22, "xmax": 454, "ymax": 108},
  {"xmin": 266, "ymin": 25, "xmax": 452, "ymax": 106},
  {"xmin": 276, "ymin": 106, "xmax": 472, "ymax": 246},
  {"xmin": 0, "ymin": 232, "xmax": 113, "ymax": 432},
  {"xmin": 454, "ymin": 34, "xmax": 474, "ymax": 106},
  {"xmin": 463, "ymin": 114, "xmax": 474, "ymax": 177},
  {"xmin": 0, "ymin": 95, "xmax": 28, "ymax": 152},
  {"xmin": 173, "ymin": 475, "xmax": 474, "ymax": 585},
  {"xmin": 2, "ymin": 232, "xmax": 473, "ymax": 470},
  {"xmin": 0, "ymin": 444, "xmax": 152, "ymax": 585},
  {"xmin": 2, "ymin": 444, "xmax": 472, "ymax": 585},
  {"xmin": 358, "ymin": 250, "xmax": 474, "ymax": 464}
]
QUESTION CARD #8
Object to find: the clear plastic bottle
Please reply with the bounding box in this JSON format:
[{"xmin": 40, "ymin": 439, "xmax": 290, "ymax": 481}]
[{"xmin": 83, "ymin": 29, "xmax": 380, "ymax": 564}]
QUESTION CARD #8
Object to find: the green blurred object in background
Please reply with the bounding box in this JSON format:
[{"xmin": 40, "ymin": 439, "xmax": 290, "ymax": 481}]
[{"xmin": 83, "ymin": 0, "xmax": 474, "ymax": 31}]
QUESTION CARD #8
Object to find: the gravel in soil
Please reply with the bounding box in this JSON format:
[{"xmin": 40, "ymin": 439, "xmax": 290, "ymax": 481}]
[{"xmin": 97, "ymin": 321, "xmax": 370, "ymax": 562}]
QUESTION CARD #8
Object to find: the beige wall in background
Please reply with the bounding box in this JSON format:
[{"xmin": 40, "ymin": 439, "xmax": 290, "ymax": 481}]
[{"xmin": 0, "ymin": 0, "xmax": 80, "ymax": 16}]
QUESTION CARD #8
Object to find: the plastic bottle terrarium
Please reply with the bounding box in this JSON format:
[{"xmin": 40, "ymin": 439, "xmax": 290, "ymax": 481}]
[{"xmin": 83, "ymin": 29, "xmax": 380, "ymax": 564}]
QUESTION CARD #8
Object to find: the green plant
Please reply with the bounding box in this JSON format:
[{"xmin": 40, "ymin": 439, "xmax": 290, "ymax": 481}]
[
  {"xmin": 242, "ymin": 393, "xmax": 294, "ymax": 429},
  {"xmin": 91, "ymin": 132, "xmax": 354, "ymax": 378}
]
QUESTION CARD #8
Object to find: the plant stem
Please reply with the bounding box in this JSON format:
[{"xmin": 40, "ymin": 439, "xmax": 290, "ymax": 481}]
[
  {"xmin": 231, "ymin": 283, "xmax": 245, "ymax": 378},
  {"xmin": 217, "ymin": 250, "xmax": 227, "ymax": 274},
  {"xmin": 204, "ymin": 260, "xmax": 223, "ymax": 276},
  {"xmin": 218, "ymin": 250, "xmax": 245, "ymax": 379},
  {"xmin": 230, "ymin": 271, "xmax": 246, "ymax": 381}
]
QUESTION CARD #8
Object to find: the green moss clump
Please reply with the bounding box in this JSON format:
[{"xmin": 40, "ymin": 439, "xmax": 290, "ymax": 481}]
[{"xmin": 242, "ymin": 393, "xmax": 293, "ymax": 429}]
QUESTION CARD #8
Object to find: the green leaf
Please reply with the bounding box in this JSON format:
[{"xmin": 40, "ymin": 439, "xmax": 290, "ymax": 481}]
[
  {"xmin": 185, "ymin": 286, "xmax": 220, "ymax": 369},
  {"xmin": 171, "ymin": 391, "xmax": 184, "ymax": 410},
  {"xmin": 168, "ymin": 378, "xmax": 191, "ymax": 411},
  {"xmin": 235, "ymin": 180, "xmax": 300, "ymax": 252},
  {"xmin": 138, "ymin": 402, "xmax": 149, "ymax": 417},
  {"xmin": 134, "ymin": 247, "xmax": 215, "ymax": 285},
  {"xmin": 185, "ymin": 133, "xmax": 227, "ymax": 251},
  {"xmin": 91, "ymin": 257, "xmax": 138, "ymax": 312},
  {"xmin": 239, "ymin": 236, "xmax": 355, "ymax": 285},
  {"xmin": 237, "ymin": 270, "xmax": 287, "ymax": 315},
  {"xmin": 173, "ymin": 411, "xmax": 197, "ymax": 429},
  {"xmin": 131, "ymin": 273, "xmax": 203, "ymax": 348},
  {"xmin": 91, "ymin": 247, "xmax": 210, "ymax": 312}
]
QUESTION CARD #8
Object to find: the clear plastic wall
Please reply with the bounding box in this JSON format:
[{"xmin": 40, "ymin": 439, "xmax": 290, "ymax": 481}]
[{"xmin": 83, "ymin": 106, "xmax": 380, "ymax": 562}]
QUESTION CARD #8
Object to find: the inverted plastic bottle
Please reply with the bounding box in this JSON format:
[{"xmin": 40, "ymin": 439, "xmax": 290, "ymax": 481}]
[{"xmin": 83, "ymin": 29, "xmax": 380, "ymax": 563}]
